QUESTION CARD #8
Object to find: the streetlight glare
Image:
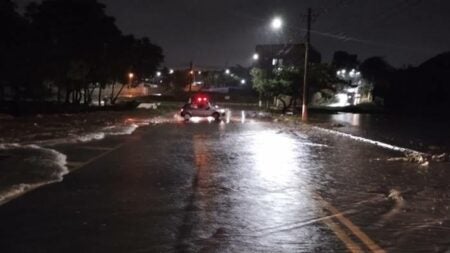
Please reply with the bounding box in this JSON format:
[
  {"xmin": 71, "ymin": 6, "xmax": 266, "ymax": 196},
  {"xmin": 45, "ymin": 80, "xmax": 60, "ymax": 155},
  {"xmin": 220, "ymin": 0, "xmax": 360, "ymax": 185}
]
[
  {"xmin": 225, "ymin": 69, "xmax": 230, "ymax": 74},
  {"xmin": 156, "ymin": 71, "xmax": 162, "ymax": 77},
  {"xmin": 128, "ymin": 73, "xmax": 134, "ymax": 79},
  {"xmin": 253, "ymin": 53, "xmax": 259, "ymax": 61},
  {"xmin": 169, "ymin": 69, "xmax": 174, "ymax": 74},
  {"xmin": 271, "ymin": 17, "xmax": 283, "ymax": 30}
]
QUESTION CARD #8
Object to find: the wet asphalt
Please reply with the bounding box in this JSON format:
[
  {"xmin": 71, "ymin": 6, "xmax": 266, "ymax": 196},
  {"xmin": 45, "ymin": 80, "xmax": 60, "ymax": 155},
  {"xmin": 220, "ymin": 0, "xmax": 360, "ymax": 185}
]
[{"xmin": 0, "ymin": 117, "xmax": 449, "ymax": 252}]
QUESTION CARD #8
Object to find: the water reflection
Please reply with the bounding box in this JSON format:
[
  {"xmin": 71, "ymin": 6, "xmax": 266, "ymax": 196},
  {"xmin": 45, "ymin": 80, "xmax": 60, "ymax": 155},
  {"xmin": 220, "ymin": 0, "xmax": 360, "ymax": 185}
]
[
  {"xmin": 238, "ymin": 130, "xmax": 317, "ymax": 247},
  {"xmin": 183, "ymin": 126, "xmax": 321, "ymax": 251},
  {"xmin": 331, "ymin": 113, "xmax": 361, "ymax": 127}
]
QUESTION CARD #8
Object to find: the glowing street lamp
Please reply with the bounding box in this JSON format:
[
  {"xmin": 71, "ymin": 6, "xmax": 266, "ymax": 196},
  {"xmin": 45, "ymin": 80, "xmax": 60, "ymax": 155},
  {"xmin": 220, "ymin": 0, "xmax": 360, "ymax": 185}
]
[
  {"xmin": 156, "ymin": 71, "xmax": 162, "ymax": 77},
  {"xmin": 253, "ymin": 53, "xmax": 259, "ymax": 61},
  {"xmin": 241, "ymin": 79, "xmax": 246, "ymax": 85},
  {"xmin": 128, "ymin": 72, "xmax": 134, "ymax": 88},
  {"xmin": 271, "ymin": 17, "xmax": 283, "ymax": 30},
  {"xmin": 225, "ymin": 69, "xmax": 230, "ymax": 75},
  {"xmin": 169, "ymin": 69, "xmax": 174, "ymax": 74}
]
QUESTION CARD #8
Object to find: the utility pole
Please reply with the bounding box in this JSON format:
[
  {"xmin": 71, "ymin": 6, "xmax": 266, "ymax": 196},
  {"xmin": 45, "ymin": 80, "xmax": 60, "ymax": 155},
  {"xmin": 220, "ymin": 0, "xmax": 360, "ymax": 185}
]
[
  {"xmin": 302, "ymin": 8, "xmax": 312, "ymax": 122},
  {"xmin": 189, "ymin": 61, "xmax": 195, "ymax": 93}
]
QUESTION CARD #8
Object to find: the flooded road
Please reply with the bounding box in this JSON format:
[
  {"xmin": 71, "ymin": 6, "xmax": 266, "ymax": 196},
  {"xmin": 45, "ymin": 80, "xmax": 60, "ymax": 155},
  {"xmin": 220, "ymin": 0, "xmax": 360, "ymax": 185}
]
[
  {"xmin": 0, "ymin": 116, "xmax": 449, "ymax": 252},
  {"xmin": 313, "ymin": 112, "xmax": 450, "ymax": 154}
]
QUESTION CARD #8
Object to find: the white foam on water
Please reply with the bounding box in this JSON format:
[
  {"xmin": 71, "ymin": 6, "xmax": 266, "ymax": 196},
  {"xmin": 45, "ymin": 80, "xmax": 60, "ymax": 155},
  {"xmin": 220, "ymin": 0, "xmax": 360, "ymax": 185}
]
[
  {"xmin": 33, "ymin": 122, "xmax": 142, "ymax": 146},
  {"xmin": 103, "ymin": 123, "xmax": 139, "ymax": 136},
  {"xmin": 0, "ymin": 116, "xmax": 164, "ymax": 205},
  {"xmin": 75, "ymin": 132, "xmax": 106, "ymax": 142},
  {"xmin": 0, "ymin": 143, "xmax": 69, "ymax": 205},
  {"xmin": 312, "ymin": 126, "xmax": 425, "ymax": 155}
]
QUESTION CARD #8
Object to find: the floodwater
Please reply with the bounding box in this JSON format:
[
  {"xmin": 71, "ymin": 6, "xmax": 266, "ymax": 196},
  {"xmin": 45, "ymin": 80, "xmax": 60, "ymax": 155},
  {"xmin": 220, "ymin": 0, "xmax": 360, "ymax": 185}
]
[
  {"xmin": 0, "ymin": 111, "xmax": 449, "ymax": 252},
  {"xmin": 313, "ymin": 112, "xmax": 450, "ymax": 153}
]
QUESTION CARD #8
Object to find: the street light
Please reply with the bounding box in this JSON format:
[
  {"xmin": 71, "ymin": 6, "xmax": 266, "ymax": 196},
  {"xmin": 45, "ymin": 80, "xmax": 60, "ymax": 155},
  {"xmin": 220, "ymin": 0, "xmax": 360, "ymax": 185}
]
[
  {"xmin": 156, "ymin": 71, "xmax": 162, "ymax": 77},
  {"xmin": 225, "ymin": 69, "xmax": 230, "ymax": 75},
  {"xmin": 128, "ymin": 72, "xmax": 134, "ymax": 88},
  {"xmin": 241, "ymin": 79, "xmax": 246, "ymax": 85},
  {"xmin": 169, "ymin": 69, "xmax": 174, "ymax": 74},
  {"xmin": 271, "ymin": 17, "xmax": 283, "ymax": 30},
  {"xmin": 253, "ymin": 53, "xmax": 259, "ymax": 61}
]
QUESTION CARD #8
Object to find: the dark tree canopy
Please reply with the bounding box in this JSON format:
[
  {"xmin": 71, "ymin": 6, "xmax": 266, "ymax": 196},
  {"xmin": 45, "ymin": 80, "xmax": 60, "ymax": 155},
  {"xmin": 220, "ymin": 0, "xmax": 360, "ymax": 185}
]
[
  {"xmin": 0, "ymin": 0, "xmax": 164, "ymax": 106},
  {"xmin": 332, "ymin": 51, "xmax": 360, "ymax": 70}
]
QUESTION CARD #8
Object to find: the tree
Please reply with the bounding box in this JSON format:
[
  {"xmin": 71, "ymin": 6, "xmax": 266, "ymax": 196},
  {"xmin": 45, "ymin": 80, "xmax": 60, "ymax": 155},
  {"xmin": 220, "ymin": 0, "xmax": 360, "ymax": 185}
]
[
  {"xmin": 0, "ymin": 0, "xmax": 29, "ymax": 101},
  {"xmin": 251, "ymin": 63, "xmax": 337, "ymax": 113},
  {"xmin": 22, "ymin": 0, "xmax": 164, "ymax": 105},
  {"xmin": 359, "ymin": 57, "xmax": 394, "ymax": 100},
  {"xmin": 25, "ymin": 0, "xmax": 123, "ymax": 103},
  {"xmin": 332, "ymin": 51, "xmax": 360, "ymax": 70}
]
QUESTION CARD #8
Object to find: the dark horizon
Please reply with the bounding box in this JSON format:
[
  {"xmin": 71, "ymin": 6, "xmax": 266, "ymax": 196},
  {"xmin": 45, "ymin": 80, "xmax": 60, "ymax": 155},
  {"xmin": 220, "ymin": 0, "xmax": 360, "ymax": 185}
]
[{"xmin": 15, "ymin": 0, "xmax": 450, "ymax": 69}]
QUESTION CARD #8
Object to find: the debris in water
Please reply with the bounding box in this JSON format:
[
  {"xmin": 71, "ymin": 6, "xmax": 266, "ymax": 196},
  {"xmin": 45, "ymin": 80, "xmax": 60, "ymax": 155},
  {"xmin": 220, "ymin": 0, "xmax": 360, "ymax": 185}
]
[
  {"xmin": 331, "ymin": 123, "xmax": 345, "ymax": 128},
  {"xmin": 388, "ymin": 189, "xmax": 403, "ymax": 201},
  {"xmin": 419, "ymin": 161, "xmax": 429, "ymax": 168},
  {"xmin": 431, "ymin": 153, "xmax": 449, "ymax": 162},
  {"xmin": 388, "ymin": 152, "xmax": 430, "ymax": 164}
]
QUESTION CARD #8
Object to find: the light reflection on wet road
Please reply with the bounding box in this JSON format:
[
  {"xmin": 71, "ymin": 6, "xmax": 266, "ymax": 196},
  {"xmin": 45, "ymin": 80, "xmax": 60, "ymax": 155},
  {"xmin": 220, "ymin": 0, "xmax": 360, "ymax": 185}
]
[
  {"xmin": 177, "ymin": 125, "xmax": 325, "ymax": 252},
  {"xmin": 0, "ymin": 115, "xmax": 449, "ymax": 252}
]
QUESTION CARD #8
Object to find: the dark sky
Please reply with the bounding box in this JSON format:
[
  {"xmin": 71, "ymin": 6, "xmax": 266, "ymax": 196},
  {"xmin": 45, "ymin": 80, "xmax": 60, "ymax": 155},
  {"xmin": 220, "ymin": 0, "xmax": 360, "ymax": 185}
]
[{"xmin": 17, "ymin": 0, "xmax": 450, "ymax": 69}]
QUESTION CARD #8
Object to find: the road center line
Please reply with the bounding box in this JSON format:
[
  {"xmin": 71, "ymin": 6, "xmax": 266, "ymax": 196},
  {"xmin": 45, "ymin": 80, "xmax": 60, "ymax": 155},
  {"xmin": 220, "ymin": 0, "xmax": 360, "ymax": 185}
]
[
  {"xmin": 321, "ymin": 217, "xmax": 365, "ymax": 253},
  {"xmin": 316, "ymin": 194, "xmax": 386, "ymax": 253},
  {"xmin": 69, "ymin": 143, "xmax": 125, "ymax": 171},
  {"xmin": 79, "ymin": 146, "xmax": 116, "ymax": 151}
]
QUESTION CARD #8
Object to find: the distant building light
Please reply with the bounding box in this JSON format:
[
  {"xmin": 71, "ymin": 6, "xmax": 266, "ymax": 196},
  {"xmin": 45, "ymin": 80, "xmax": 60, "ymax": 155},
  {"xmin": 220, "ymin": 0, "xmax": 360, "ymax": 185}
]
[
  {"xmin": 253, "ymin": 53, "xmax": 259, "ymax": 60},
  {"xmin": 241, "ymin": 79, "xmax": 246, "ymax": 85},
  {"xmin": 225, "ymin": 69, "xmax": 230, "ymax": 74},
  {"xmin": 156, "ymin": 71, "xmax": 162, "ymax": 77},
  {"xmin": 272, "ymin": 58, "xmax": 277, "ymax": 66},
  {"xmin": 169, "ymin": 69, "xmax": 174, "ymax": 74}
]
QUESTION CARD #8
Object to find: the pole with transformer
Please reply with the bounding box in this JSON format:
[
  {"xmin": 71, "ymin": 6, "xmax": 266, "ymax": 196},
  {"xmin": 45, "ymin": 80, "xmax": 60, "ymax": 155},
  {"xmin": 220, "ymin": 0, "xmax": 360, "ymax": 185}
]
[{"xmin": 302, "ymin": 8, "xmax": 312, "ymax": 121}]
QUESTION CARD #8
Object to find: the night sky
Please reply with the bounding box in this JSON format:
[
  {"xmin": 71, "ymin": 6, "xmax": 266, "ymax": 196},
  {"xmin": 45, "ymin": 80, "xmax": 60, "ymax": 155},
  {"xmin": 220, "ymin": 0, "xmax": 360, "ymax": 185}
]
[{"xmin": 17, "ymin": 0, "xmax": 450, "ymax": 69}]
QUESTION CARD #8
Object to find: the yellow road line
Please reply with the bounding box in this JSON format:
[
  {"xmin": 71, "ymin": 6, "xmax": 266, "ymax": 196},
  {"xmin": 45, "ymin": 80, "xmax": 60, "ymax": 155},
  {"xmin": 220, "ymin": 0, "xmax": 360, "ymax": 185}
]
[
  {"xmin": 322, "ymin": 217, "xmax": 365, "ymax": 253},
  {"xmin": 69, "ymin": 143, "xmax": 125, "ymax": 171},
  {"xmin": 316, "ymin": 194, "xmax": 386, "ymax": 253},
  {"xmin": 79, "ymin": 146, "xmax": 116, "ymax": 151}
]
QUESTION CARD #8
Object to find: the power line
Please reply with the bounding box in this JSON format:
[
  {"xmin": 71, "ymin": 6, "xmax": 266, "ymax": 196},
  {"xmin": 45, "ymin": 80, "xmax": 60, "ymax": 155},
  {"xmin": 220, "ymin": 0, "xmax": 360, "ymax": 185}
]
[{"xmin": 364, "ymin": 0, "xmax": 424, "ymax": 30}]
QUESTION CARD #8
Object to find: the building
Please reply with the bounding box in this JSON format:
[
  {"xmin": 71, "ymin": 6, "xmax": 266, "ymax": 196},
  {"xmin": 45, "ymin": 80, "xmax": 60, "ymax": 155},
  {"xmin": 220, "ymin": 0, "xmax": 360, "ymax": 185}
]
[{"xmin": 254, "ymin": 43, "xmax": 321, "ymax": 70}]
